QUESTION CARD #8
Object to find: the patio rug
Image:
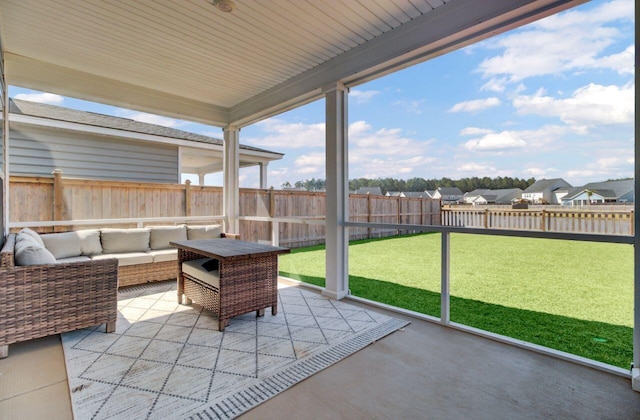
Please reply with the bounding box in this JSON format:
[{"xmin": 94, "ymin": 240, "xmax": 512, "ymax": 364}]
[{"xmin": 61, "ymin": 281, "xmax": 409, "ymax": 419}]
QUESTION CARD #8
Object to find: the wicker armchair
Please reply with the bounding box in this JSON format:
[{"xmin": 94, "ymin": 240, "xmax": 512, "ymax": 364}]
[{"xmin": 0, "ymin": 234, "xmax": 118, "ymax": 358}]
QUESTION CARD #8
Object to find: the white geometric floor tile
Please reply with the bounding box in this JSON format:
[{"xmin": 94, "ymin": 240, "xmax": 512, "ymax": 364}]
[
  {"xmin": 63, "ymin": 281, "xmax": 408, "ymax": 420},
  {"xmin": 257, "ymin": 335, "xmax": 296, "ymax": 358},
  {"xmin": 82, "ymin": 353, "xmax": 137, "ymax": 383},
  {"xmin": 107, "ymin": 334, "xmax": 152, "ymax": 358},
  {"xmin": 187, "ymin": 328, "xmax": 224, "ymax": 347},
  {"xmin": 215, "ymin": 349, "xmax": 257, "ymax": 377},
  {"xmin": 220, "ymin": 332, "xmax": 258, "ymax": 352},
  {"xmin": 154, "ymin": 323, "xmax": 192, "ymax": 344},
  {"xmin": 123, "ymin": 321, "xmax": 164, "ymax": 339},
  {"xmin": 140, "ymin": 339, "xmax": 184, "ymax": 364},
  {"xmin": 176, "ymin": 344, "xmax": 219, "ymax": 370},
  {"xmin": 120, "ymin": 359, "xmax": 174, "ymax": 393},
  {"xmin": 96, "ymin": 387, "xmax": 157, "ymax": 419}
]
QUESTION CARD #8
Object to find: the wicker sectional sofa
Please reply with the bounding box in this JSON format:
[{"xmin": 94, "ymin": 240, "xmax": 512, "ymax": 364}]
[
  {"xmin": 0, "ymin": 224, "xmax": 237, "ymax": 357},
  {"xmin": 0, "ymin": 233, "xmax": 118, "ymax": 358}
]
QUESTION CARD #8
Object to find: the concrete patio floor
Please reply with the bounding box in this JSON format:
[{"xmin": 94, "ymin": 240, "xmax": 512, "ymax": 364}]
[{"xmin": 1, "ymin": 280, "xmax": 639, "ymax": 420}]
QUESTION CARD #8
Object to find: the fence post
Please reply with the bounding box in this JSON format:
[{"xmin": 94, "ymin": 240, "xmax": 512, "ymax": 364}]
[
  {"xmin": 184, "ymin": 179, "xmax": 192, "ymax": 217},
  {"xmin": 541, "ymin": 209, "xmax": 546, "ymax": 231},
  {"xmin": 52, "ymin": 169, "xmax": 65, "ymax": 232},
  {"xmin": 483, "ymin": 208, "xmax": 489, "ymax": 229},
  {"xmin": 367, "ymin": 193, "xmax": 372, "ymax": 239}
]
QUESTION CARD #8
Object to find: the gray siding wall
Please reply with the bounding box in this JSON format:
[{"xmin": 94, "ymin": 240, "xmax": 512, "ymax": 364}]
[{"xmin": 9, "ymin": 124, "xmax": 179, "ymax": 183}]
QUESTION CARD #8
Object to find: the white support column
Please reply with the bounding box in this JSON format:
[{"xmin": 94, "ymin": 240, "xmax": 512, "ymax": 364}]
[
  {"xmin": 632, "ymin": 26, "xmax": 640, "ymax": 391},
  {"xmin": 198, "ymin": 173, "xmax": 206, "ymax": 186},
  {"xmin": 223, "ymin": 126, "xmax": 240, "ymax": 234},
  {"xmin": 323, "ymin": 82, "xmax": 349, "ymax": 300},
  {"xmin": 441, "ymin": 231, "xmax": 450, "ymax": 324},
  {"xmin": 259, "ymin": 163, "xmax": 269, "ymax": 189}
]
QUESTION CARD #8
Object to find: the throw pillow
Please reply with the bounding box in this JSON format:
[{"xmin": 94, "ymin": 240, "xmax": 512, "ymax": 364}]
[
  {"xmin": 18, "ymin": 228, "xmax": 45, "ymax": 248},
  {"xmin": 149, "ymin": 225, "xmax": 187, "ymax": 250},
  {"xmin": 41, "ymin": 232, "xmax": 83, "ymax": 260},
  {"xmin": 76, "ymin": 229, "xmax": 103, "ymax": 256},
  {"xmin": 187, "ymin": 224, "xmax": 222, "ymax": 240},
  {"xmin": 100, "ymin": 228, "xmax": 151, "ymax": 254},
  {"xmin": 15, "ymin": 238, "xmax": 57, "ymax": 265}
]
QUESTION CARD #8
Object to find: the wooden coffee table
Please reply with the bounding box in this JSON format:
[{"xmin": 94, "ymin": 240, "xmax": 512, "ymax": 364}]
[{"xmin": 171, "ymin": 239, "xmax": 290, "ymax": 331}]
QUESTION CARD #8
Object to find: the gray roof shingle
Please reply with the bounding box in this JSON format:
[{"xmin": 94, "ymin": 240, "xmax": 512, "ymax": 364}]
[{"xmin": 9, "ymin": 99, "xmax": 283, "ymax": 156}]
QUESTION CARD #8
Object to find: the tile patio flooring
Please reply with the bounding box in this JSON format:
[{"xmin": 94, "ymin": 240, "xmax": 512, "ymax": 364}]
[{"xmin": 1, "ymin": 279, "xmax": 639, "ymax": 419}]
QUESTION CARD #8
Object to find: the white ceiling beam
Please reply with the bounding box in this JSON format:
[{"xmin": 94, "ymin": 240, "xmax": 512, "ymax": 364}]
[
  {"xmin": 6, "ymin": 53, "xmax": 230, "ymax": 127},
  {"xmin": 229, "ymin": 0, "xmax": 584, "ymax": 127}
]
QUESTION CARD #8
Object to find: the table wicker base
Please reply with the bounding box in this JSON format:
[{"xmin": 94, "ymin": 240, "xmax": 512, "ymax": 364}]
[{"xmin": 178, "ymin": 250, "xmax": 278, "ymax": 331}]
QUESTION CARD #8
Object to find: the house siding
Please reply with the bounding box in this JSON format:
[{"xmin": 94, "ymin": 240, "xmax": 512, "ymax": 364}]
[{"xmin": 9, "ymin": 125, "xmax": 179, "ymax": 183}]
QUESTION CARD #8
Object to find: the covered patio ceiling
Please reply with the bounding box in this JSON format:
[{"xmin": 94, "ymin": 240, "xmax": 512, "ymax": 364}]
[{"xmin": 0, "ymin": 0, "xmax": 585, "ymax": 128}]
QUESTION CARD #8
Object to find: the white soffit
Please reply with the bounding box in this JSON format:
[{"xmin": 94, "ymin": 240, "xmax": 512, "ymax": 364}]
[{"xmin": 0, "ymin": 0, "xmax": 585, "ymax": 127}]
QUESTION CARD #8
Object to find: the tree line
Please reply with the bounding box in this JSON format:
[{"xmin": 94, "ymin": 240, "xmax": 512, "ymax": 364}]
[{"xmin": 281, "ymin": 176, "xmax": 536, "ymax": 194}]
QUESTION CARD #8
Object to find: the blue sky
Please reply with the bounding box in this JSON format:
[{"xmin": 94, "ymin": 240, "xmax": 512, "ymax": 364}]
[{"xmin": 9, "ymin": 0, "xmax": 634, "ymax": 189}]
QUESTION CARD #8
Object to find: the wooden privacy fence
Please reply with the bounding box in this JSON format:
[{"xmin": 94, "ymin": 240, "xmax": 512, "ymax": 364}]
[
  {"xmin": 442, "ymin": 206, "xmax": 634, "ymax": 235},
  {"xmin": 10, "ymin": 174, "xmax": 441, "ymax": 248}
]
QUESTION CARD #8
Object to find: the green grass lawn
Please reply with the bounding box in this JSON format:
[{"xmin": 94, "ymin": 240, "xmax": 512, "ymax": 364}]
[{"xmin": 279, "ymin": 233, "xmax": 633, "ymax": 368}]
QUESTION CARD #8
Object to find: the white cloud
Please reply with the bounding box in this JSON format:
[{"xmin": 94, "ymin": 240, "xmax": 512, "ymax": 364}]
[
  {"xmin": 463, "ymin": 131, "xmax": 526, "ymax": 152},
  {"xmin": 480, "ymin": 78, "xmax": 507, "ymax": 93},
  {"xmin": 14, "ymin": 92, "xmax": 64, "ymax": 104},
  {"xmin": 566, "ymin": 152, "xmax": 633, "ymax": 184},
  {"xmin": 350, "ymin": 89, "xmax": 381, "ymax": 104},
  {"xmin": 117, "ymin": 110, "xmax": 180, "ymax": 128},
  {"xmin": 268, "ymin": 168, "xmax": 288, "ymax": 177},
  {"xmin": 477, "ymin": 0, "xmax": 634, "ymax": 82},
  {"xmin": 448, "ymin": 97, "xmax": 501, "ymax": 113},
  {"xmin": 393, "ymin": 99, "xmax": 425, "ymax": 115},
  {"xmin": 294, "ymin": 153, "xmax": 325, "ymax": 175},
  {"xmin": 246, "ymin": 118, "xmax": 325, "ymax": 149},
  {"xmin": 460, "ymin": 127, "xmax": 494, "ymax": 136},
  {"xmin": 457, "ymin": 162, "xmax": 497, "ymax": 173},
  {"xmin": 513, "ymin": 82, "xmax": 634, "ymax": 130},
  {"xmin": 348, "ymin": 120, "xmax": 434, "ymax": 158},
  {"xmin": 524, "ymin": 167, "xmax": 559, "ymax": 177}
]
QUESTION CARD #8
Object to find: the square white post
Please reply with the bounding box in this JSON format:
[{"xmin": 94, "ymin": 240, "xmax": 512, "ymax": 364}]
[
  {"xmin": 259, "ymin": 162, "xmax": 268, "ymax": 189},
  {"xmin": 632, "ymin": 29, "xmax": 639, "ymax": 391},
  {"xmin": 323, "ymin": 82, "xmax": 349, "ymax": 300},
  {"xmin": 223, "ymin": 126, "xmax": 240, "ymax": 234}
]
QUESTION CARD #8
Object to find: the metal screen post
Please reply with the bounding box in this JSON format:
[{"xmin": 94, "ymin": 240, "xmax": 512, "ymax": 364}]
[{"xmin": 441, "ymin": 231, "xmax": 450, "ymax": 324}]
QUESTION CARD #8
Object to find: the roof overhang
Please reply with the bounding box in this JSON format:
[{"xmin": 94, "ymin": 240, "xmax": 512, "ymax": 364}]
[{"xmin": 0, "ymin": 0, "xmax": 586, "ymax": 129}]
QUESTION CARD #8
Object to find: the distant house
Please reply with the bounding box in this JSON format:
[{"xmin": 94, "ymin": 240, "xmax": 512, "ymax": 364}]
[
  {"xmin": 561, "ymin": 179, "xmax": 634, "ymax": 206},
  {"xmin": 385, "ymin": 191, "xmax": 429, "ymax": 198},
  {"xmin": 425, "ymin": 190, "xmax": 436, "ymax": 198},
  {"xmin": 355, "ymin": 187, "xmax": 383, "ymax": 195},
  {"xmin": 8, "ymin": 99, "xmax": 283, "ymax": 187},
  {"xmin": 463, "ymin": 188, "xmax": 522, "ymax": 205},
  {"xmin": 522, "ymin": 178, "xmax": 572, "ymax": 204},
  {"xmin": 432, "ymin": 187, "xmax": 463, "ymax": 204}
]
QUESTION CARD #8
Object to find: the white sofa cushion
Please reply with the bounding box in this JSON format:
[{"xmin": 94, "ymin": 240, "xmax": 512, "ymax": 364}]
[
  {"xmin": 41, "ymin": 231, "xmax": 82, "ymax": 260},
  {"xmin": 18, "ymin": 228, "xmax": 45, "ymax": 248},
  {"xmin": 15, "ymin": 235, "xmax": 57, "ymax": 266},
  {"xmin": 148, "ymin": 249, "xmax": 178, "ymax": 263},
  {"xmin": 56, "ymin": 256, "xmax": 92, "ymax": 263},
  {"xmin": 92, "ymin": 252, "xmax": 153, "ymax": 266},
  {"xmin": 187, "ymin": 224, "xmax": 222, "ymax": 240},
  {"xmin": 100, "ymin": 228, "xmax": 150, "ymax": 254},
  {"xmin": 182, "ymin": 258, "xmax": 219, "ymax": 289},
  {"xmin": 149, "ymin": 225, "xmax": 187, "ymax": 250},
  {"xmin": 76, "ymin": 229, "xmax": 102, "ymax": 256}
]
